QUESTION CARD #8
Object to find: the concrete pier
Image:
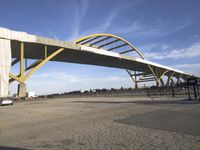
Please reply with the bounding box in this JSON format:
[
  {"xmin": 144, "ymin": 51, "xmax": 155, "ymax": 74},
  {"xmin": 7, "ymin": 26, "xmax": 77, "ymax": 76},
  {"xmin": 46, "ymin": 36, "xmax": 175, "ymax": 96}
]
[{"xmin": 17, "ymin": 83, "xmax": 26, "ymax": 98}]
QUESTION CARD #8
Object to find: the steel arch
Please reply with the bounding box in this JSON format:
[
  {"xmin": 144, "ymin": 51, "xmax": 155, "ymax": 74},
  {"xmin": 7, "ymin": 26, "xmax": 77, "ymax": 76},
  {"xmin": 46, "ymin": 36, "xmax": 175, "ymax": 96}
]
[
  {"xmin": 73, "ymin": 33, "xmax": 176, "ymax": 88},
  {"xmin": 73, "ymin": 33, "xmax": 144, "ymax": 59}
]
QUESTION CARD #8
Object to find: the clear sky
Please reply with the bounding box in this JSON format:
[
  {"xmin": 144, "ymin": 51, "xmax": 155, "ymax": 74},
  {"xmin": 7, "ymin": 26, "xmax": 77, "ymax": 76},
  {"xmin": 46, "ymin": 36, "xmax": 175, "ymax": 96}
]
[{"xmin": 0, "ymin": 0, "xmax": 200, "ymax": 95}]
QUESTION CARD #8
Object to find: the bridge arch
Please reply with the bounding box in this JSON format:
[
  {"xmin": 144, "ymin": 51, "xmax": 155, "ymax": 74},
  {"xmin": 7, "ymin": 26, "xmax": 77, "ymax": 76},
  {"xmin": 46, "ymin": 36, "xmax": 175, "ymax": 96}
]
[
  {"xmin": 74, "ymin": 34, "xmax": 173, "ymax": 88},
  {"xmin": 8, "ymin": 32, "xmax": 187, "ymax": 97},
  {"xmin": 73, "ymin": 33, "xmax": 144, "ymax": 59}
]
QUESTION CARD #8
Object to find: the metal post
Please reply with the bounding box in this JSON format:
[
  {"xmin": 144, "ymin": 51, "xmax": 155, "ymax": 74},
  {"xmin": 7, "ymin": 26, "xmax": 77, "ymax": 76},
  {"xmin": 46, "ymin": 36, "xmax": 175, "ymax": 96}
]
[
  {"xmin": 134, "ymin": 71, "xmax": 138, "ymax": 89},
  {"xmin": 156, "ymin": 80, "xmax": 160, "ymax": 87},
  {"xmin": 25, "ymin": 59, "xmax": 28, "ymax": 70},
  {"xmin": 45, "ymin": 45, "xmax": 47, "ymax": 58},
  {"xmin": 20, "ymin": 42, "xmax": 24, "ymax": 78},
  {"xmin": 135, "ymin": 82, "xmax": 138, "ymax": 89},
  {"xmin": 194, "ymin": 85, "xmax": 197, "ymax": 99},
  {"xmin": 171, "ymin": 85, "xmax": 175, "ymax": 97},
  {"xmin": 146, "ymin": 88, "xmax": 150, "ymax": 97},
  {"xmin": 197, "ymin": 84, "xmax": 200, "ymax": 101},
  {"xmin": 188, "ymin": 86, "xmax": 191, "ymax": 100}
]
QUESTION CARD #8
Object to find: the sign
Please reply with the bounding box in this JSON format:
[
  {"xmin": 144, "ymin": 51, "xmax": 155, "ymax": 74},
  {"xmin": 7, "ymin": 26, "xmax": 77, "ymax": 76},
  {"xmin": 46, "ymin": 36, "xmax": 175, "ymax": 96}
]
[{"xmin": 187, "ymin": 77, "xmax": 198, "ymax": 86}]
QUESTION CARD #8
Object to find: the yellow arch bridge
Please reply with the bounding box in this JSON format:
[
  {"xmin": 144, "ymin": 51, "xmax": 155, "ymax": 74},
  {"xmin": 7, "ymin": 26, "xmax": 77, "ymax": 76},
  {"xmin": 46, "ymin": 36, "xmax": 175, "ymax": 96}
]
[{"xmin": 0, "ymin": 27, "xmax": 198, "ymax": 97}]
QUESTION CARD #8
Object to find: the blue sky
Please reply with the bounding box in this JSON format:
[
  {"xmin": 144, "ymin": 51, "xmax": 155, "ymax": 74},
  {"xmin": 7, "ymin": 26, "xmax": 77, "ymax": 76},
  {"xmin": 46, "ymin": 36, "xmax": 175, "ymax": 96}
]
[{"xmin": 0, "ymin": 0, "xmax": 200, "ymax": 94}]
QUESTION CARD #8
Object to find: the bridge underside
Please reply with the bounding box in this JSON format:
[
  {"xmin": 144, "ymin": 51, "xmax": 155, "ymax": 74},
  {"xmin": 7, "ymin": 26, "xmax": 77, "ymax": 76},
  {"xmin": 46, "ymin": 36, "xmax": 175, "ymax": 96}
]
[
  {"xmin": 9, "ymin": 41, "xmax": 188, "ymax": 97},
  {"xmin": 0, "ymin": 27, "xmax": 197, "ymax": 98}
]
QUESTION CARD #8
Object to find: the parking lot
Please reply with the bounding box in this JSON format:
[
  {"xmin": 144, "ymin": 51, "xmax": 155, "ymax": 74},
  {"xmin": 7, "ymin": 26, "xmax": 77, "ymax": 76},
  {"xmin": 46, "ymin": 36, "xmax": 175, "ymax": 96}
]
[{"xmin": 0, "ymin": 97, "xmax": 200, "ymax": 150}]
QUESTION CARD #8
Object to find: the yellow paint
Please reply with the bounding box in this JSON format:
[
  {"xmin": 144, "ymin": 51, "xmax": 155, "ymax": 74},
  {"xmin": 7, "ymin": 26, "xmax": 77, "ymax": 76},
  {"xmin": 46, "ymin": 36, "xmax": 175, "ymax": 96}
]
[
  {"xmin": 20, "ymin": 42, "xmax": 24, "ymax": 78},
  {"xmin": 24, "ymin": 48, "xmax": 64, "ymax": 81},
  {"xmin": 148, "ymin": 65, "xmax": 158, "ymax": 81},
  {"xmin": 9, "ymin": 73, "xmax": 21, "ymax": 82},
  {"xmin": 168, "ymin": 71, "xmax": 176, "ymax": 82},
  {"xmin": 25, "ymin": 59, "xmax": 43, "ymax": 71},
  {"xmin": 73, "ymin": 33, "xmax": 144, "ymax": 59},
  {"xmin": 159, "ymin": 69, "xmax": 169, "ymax": 80},
  {"xmin": 45, "ymin": 45, "xmax": 47, "ymax": 58}
]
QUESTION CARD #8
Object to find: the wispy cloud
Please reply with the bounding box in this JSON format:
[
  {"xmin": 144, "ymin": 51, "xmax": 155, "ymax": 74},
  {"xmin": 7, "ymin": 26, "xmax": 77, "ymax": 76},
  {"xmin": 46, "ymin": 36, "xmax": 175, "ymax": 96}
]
[
  {"xmin": 66, "ymin": 0, "xmax": 145, "ymax": 41},
  {"xmin": 125, "ymin": 20, "xmax": 192, "ymax": 38},
  {"xmin": 139, "ymin": 43, "xmax": 171, "ymax": 53},
  {"xmin": 143, "ymin": 42, "xmax": 200, "ymax": 59},
  {"xmin": 76, "ymin": 10, "xmax": 117, "ymax": 37},
  {"xmin": 113, "ymin": 21, "xmax": 142, "ymax": 35},
  {"xmin": 66, "ymin": 0, "xmax": 90, "ymax": 41},
  {"xmin": 172, "ymin": 63, "xmax": 200, "ymax": 76},
  {"xmin": 63, "ymin": 0, "xmax": 194, "ymax": 42}
]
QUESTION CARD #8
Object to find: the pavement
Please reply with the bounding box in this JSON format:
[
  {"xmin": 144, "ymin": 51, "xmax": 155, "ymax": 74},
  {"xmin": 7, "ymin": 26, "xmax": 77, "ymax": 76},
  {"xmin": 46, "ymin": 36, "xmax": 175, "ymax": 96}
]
[{"xmin": 0, "ymin": 96, "xmax": 200, "ymax": 150}]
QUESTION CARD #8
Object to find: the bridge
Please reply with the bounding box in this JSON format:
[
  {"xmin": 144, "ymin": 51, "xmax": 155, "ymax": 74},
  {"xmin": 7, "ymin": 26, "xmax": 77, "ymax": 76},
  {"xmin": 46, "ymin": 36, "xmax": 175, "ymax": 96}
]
[{"xmin": 0, "ymin": 27, "xmax": 198, "ymax": 97}]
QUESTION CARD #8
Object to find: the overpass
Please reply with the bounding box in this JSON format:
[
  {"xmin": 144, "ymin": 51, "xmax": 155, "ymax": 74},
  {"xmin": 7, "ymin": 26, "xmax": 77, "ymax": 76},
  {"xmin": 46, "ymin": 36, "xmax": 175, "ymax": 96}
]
[{"xmin": 0, "ymin": 27, "xmax": 198, "ymax": 97}]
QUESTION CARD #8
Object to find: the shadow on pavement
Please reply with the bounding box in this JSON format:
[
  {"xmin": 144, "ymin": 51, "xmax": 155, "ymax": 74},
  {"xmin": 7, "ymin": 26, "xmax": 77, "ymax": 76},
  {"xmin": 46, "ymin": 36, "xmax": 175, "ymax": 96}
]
[
  {"xmin": 0, "ymin": 146, "xmax": 27, "ymax": 150},
  {"xmin": 71, "ymin": 99, "xmax": 200, "ymax": 105},
  {"xmin": 115, "ymin": 110, "xmax": 200, "ymax": 135}
]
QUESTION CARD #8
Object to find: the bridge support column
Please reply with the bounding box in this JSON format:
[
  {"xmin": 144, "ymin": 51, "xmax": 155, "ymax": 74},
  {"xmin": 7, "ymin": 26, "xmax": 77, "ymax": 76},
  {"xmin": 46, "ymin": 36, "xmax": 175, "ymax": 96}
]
[
  {"xmin": 135, "ymin": 82, "xmax": 138, "ymax": 89},
  {"xmin": 148, "ymin": 65, "xmax": 169, "ymax": 88},
  {"xmin": 156, "ymin": 80, "xmax": 160, "ymax": 87},
  {"xmin": 9, "ymin": 44, "xmax": 65, "ymax": 98},
  {"xmin": 18, "ymin": 82, "xmax": 26, "ymax": 98},
  {"xmin": 167, "ymin": 71, "xmax": 176, "ymax": 86},
  {"xmin": 176, "ymin": 74, "xmax": 183, "ymax": 85},
  {"xmin": 126, "ymin": 70, "xmax": 140, "ymax": 89}
]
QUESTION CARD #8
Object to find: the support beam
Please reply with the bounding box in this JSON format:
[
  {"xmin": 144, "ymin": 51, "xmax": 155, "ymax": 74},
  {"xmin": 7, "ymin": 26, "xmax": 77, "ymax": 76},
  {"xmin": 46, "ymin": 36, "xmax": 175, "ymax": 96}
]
[
  {"xmin": 134, "ymin": 71, "xmax": 138, "ymax": 89},
  {"xmin": 160, "ymin": 78, "xmax": 165, "ymax": 86},
  {"xmin": 167, "ymin": 71, "xmax": 175, "ymax": 86},
  {"xmin": 9, "ymin": 43, "xmax": 25, "ymax": 84},
  {"xmin": 9, "ymin": 46, "xmax": 65, "ymax": 99},
  {"xmin": 126, "ymin": 70, "xmax": 138, "ymax": 89},
  {"xmin": 9, "ymin": 73, "xmax": 21, "ymax": 82},
  {"xmin": 138, "ymin": 79, "xmax": 155, "ymax": 83},
  {"xmin": 20, "ymin": 42, "xmax": 24, "ymax": 79},
  {"xmin": 10, "ymin": 47, "xmax": 64, "ymax": 83},
  {"xmin": 25, "ymin": 59, "xmax": 43, "ymax": 71},
  {"xmin": 156, "ymin": 80, "xmax": 160, "ymax": 87},
  {"xmin": 81, "ymin": 36, "xmax": 101, "ymax": 45},
  {"xmin": 148, "ymin": 65, "xmax": 159, "ymax": 85},
  {"xmin": 148, "ymin": 64, "xmax": 169, "ymax": 87},
  {"xmin": 76, "ymin": 37, "xmax": 91, "ymax": 44},
  {"xmin": 120, "ymin": 49, "xmax": 133, "ymax": 54},
  {"xmin": 17, "ymin": 43, "xmax": 26, "ymax": 98},
  {"xmin": 17, "ymin": 82, "xmax": 26, "ymax": 98},
  {"xmin": 159, "ymin": 70, "xmax": 169, "ymax": 79},
  {"xmin": 176, "ymin": 74, "xmax": 183, "ymax": 84},
  {"xmin": 45, "ymin": 45, "xmax": 47, "ymax": 58},
  {"xmin": 10, "ymin": 47, "xmax": 64, "ymax": 99},
  {"xmin": 139, "ymin": 77, "xmax": 155, "ymax": 81},
  {"xmin": 98, "ymin": 39, "xmax": 120, "ymax": 48},
  {"xmin": 11, "ymin": 58, "xmax": 20, "ymax": 66},
  {"xmin": 107, "ymin": 43, "xmax": 127, "ymax": 51},
  {"xmin": 10, "ymin": 59, "xmax": 43, "ymax": 83},
  {"xmin": 90, "ymin": 36, "xmax": 111, "ymax": 46},
  {"xmin": 171, "ymin": 78, "xmax": 175, "ymax": 86},
  {"xmin": 24, "ymin": 48, "xmax": 64, "ymax": 81}
]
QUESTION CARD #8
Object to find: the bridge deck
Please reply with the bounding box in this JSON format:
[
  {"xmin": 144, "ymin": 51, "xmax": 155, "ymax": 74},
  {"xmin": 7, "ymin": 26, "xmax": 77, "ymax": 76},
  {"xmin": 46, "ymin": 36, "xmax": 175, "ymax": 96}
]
[{"xmin": 0, "ymin": 27, "xmax": 195, "ymax": 79}]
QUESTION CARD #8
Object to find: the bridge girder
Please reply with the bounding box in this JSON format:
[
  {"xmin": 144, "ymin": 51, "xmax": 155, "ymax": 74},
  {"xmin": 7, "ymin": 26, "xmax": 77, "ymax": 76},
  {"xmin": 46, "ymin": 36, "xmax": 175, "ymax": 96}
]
[
  {"xmin": 73, "ymin": 33, "xmax": 190, "ymax": 89},
  {"xmin": 74, "ymin": 34, "xmax": 164, "ymax": 88},
  {"xmin": 9, "ymin": 42, "xmax": 65, "ymax": 97},
  {"xmin": 7, "ymin": 32, "xmax": 193, "ymax": 97}
]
